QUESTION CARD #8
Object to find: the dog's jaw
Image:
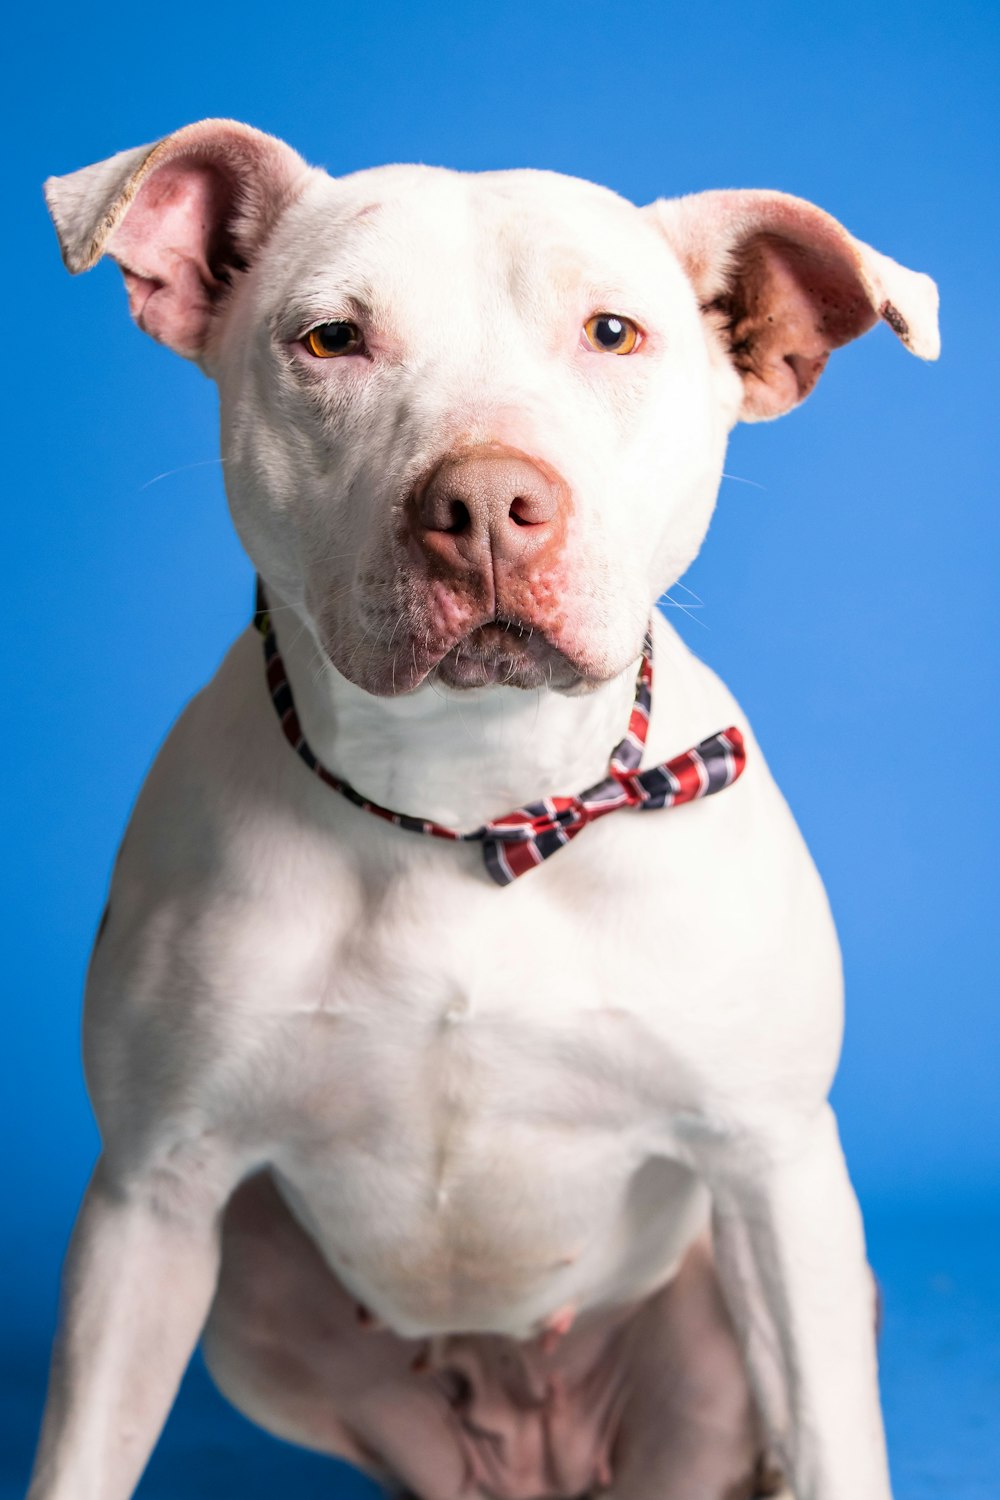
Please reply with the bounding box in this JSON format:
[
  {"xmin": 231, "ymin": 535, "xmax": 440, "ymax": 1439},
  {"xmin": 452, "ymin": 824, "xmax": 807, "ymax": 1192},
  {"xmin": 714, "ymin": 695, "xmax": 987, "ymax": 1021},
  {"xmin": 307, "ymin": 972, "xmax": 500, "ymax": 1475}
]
[{"xmin": 266, "ymin": 582, "xmax": 642, "ymax": 828}]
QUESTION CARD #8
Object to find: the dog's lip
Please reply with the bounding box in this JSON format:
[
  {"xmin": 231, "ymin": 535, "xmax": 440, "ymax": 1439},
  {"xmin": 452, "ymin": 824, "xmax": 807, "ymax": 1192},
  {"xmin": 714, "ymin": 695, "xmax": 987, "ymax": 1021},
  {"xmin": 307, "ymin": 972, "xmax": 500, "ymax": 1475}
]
[
  {"xmin": 452, "ymin": 614, "xmax": 552, "ymax": 659},
  {"xmin": 469, "ymin": 615, "xmax": 535, "ymax": 640},
  {"xmin": 429, "ymin": 615, "xmax": 598, "ymax": 692},
  {"xmin": 417, "ymin": 614, "xmax": 546, "ymax": 668}
]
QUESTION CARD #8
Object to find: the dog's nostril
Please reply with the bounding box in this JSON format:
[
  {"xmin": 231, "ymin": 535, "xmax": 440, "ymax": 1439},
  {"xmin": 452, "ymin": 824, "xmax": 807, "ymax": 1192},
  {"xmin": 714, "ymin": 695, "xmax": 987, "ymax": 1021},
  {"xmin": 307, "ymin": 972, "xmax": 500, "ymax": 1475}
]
[
  {"xmin": 509, "ymin": 494, "xmax": 542, "ymax": 527},
  {"xmin": 441, "ymin": 497, "xmax": 471, "ymax": 534}
]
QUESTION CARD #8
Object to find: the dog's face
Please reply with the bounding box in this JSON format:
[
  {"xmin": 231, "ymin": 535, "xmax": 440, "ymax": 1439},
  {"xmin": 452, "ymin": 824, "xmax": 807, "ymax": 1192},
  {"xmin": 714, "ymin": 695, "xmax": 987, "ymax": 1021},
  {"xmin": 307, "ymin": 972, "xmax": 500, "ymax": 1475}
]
[
  {"xmin": 219, "ymin": 166, "xmax": 731, "ymax": 693},
  {"xmin": 46, "ymin": 121, "xmax": 939, "ymax": 696}
]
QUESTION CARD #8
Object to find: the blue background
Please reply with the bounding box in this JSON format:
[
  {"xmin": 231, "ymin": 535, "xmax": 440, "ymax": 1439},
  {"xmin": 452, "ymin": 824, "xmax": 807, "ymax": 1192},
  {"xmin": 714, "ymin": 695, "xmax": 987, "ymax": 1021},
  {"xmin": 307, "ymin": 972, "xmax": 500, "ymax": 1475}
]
[{"xmin": 4, "ymin": 1, "xmax": 997, "ymax": 1495}]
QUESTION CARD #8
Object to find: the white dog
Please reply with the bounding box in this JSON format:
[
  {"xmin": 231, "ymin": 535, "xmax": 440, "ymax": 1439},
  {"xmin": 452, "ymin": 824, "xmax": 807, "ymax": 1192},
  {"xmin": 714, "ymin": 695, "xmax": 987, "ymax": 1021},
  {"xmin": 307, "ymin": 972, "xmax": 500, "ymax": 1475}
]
[{"xmin": 32, "ymin": 120, "xmax": 938, "ymax": 1500}]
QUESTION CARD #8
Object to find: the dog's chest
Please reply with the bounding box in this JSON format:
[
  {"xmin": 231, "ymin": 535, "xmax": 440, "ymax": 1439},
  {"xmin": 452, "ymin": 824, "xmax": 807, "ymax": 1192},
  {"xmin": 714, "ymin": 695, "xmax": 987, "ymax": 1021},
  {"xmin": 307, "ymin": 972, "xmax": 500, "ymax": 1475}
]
[{"xmin": 263, "ymin": 865, "xmax": 711, "ymax": 1336}]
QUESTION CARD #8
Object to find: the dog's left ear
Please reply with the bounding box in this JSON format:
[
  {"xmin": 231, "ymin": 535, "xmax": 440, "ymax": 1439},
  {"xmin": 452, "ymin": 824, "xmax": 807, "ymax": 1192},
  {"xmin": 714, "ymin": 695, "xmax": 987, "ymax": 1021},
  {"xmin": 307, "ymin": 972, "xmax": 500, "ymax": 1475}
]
[{"xmin": 647, "ymin": 190, "xmax": 940, "ymax": 420}]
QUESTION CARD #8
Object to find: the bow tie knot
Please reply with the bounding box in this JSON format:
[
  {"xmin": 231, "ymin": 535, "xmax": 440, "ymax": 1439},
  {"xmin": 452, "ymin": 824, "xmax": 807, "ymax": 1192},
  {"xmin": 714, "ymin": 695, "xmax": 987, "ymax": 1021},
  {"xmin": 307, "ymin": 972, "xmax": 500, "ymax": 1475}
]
[
  {"xmin": 611, "ymin": 770, "xmax": 648, "ymax": 807},
  {"xmin": 488, "ymin": 794, "xmax": 592, "ymax": 845}
]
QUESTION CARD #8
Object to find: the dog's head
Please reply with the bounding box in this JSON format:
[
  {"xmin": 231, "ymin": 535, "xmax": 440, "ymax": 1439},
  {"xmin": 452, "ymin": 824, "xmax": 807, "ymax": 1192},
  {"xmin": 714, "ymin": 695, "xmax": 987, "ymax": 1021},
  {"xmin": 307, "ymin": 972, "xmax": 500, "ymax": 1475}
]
[{"xmin": 46, "ymin": 120, "xmax": 939, "ymax": 696}]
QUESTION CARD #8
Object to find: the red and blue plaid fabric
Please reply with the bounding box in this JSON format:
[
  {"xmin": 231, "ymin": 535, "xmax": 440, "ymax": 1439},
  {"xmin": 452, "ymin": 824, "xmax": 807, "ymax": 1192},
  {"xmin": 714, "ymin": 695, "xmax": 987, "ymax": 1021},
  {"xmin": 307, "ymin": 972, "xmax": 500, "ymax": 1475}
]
[{"xmin": 254, "ymin": 584, "xmax": 746, "ymax": 886}]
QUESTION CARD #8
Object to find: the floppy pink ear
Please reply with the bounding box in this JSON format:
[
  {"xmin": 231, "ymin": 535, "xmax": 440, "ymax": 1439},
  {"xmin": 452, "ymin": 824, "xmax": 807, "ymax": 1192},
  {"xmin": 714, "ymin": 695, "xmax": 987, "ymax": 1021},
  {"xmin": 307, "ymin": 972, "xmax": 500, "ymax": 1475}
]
[
  {"xmin": 648, "ymin": 190, "xmax": 940, "ymax": 420},
  {"xmin": 44, "ymin": 119, "xmax": 310, "ymax": 361}
]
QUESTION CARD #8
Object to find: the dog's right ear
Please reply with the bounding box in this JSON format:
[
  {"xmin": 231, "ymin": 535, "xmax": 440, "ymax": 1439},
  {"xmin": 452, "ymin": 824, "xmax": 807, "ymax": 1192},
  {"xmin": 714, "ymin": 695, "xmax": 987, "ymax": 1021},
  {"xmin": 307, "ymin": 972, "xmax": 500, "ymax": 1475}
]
[{"xmin": 44, "ymin": 119, "xmax": 310, "ymax": 362}]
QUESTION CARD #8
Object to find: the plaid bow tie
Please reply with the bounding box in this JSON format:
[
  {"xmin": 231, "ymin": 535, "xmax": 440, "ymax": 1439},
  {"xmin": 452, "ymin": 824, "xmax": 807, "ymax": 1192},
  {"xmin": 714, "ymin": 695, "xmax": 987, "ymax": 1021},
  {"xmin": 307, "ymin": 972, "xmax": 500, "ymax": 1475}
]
[{"xmin": 254, "ymin": 584, "xmax": 746, "ymax": 886}]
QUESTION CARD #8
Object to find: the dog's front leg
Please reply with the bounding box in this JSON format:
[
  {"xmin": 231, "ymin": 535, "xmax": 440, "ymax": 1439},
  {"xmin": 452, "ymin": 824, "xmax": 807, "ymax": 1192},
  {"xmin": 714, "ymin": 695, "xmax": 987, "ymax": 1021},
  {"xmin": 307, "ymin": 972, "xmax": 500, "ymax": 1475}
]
[
  {"xmin": 704, "ymin": 1106, "xmax": 891, "ymax": 1500},
  {"xmin": 28, "ymin": 1148, "xmax": 235, "ymax": 1500}
]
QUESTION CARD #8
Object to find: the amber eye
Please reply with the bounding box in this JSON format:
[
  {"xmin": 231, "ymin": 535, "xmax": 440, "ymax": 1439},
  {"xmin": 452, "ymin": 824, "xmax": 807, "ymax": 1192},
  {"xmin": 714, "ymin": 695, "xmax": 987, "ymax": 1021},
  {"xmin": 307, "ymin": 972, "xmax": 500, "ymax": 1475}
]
[
  {"xmin": 304, "ymin": 321, "xmax": 365, "ymax": 358},
  {"xmin": 582, "ymin": 313, "xmax": 641, "ymax": 355}
]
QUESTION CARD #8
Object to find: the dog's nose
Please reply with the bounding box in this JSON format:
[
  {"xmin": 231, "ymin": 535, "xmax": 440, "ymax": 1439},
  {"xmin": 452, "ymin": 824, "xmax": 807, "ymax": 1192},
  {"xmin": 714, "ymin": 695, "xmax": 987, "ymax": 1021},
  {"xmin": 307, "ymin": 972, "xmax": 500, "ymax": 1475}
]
[{"xmin": 413, "ymin": 447, "xmax": 565, "ymax": 573}]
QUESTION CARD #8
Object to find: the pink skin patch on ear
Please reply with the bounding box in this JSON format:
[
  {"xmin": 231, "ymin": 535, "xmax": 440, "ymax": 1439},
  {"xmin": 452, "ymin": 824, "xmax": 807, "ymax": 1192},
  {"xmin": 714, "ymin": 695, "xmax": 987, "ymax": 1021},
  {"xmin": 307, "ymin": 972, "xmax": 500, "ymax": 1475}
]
[
  {"xmin": 110, "ymin": 163, "xmax": 237, "ymax": 357},
  {"xmin": 720, "ymin": 235, "xmax": 871, "ymax": 418}
]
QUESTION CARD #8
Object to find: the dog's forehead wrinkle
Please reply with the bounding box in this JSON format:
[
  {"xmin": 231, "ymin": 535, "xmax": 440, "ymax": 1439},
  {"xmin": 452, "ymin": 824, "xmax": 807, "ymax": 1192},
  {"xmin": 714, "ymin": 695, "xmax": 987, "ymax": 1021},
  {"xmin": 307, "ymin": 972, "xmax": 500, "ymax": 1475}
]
[{"xmin": 343, "ymin": 199, "xmax": 384, "ymax": 224}]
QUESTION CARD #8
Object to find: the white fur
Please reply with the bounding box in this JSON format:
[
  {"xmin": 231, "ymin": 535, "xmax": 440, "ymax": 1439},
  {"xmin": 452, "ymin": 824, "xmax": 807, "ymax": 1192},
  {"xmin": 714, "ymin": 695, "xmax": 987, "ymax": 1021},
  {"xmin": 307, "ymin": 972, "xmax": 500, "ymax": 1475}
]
[{"xmin": 30, "ymin": 122, "xmax": 939, "ymax": 1500}]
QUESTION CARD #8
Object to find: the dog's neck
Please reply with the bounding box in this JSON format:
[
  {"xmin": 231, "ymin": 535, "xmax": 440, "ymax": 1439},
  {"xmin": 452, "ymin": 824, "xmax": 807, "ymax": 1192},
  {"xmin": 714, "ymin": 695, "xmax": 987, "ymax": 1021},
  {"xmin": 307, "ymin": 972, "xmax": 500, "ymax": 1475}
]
[{"xmin": 269, "ymin": 601, "xmax": 640, "ymax": 830}]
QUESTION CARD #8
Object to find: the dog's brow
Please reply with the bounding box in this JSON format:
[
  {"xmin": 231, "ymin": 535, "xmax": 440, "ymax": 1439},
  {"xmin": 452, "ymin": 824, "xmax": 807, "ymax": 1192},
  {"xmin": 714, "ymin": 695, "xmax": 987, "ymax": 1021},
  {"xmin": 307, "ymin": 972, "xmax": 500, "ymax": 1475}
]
[{"xmin": 273, "ymin": 290, "xmax": 378, "ymax": 340}]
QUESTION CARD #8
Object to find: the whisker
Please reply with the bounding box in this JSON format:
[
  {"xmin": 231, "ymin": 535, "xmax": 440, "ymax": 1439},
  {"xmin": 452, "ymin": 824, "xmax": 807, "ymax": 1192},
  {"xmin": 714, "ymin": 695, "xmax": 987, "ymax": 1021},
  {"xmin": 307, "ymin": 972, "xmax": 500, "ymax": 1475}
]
[
  {"xmin": 261, "ymin": 601, "xmax": 306, "ymax": 618},
  {"xmin": 300, "ymin": 548, "xmax": 367, "ymax": 568},
  {"xmin": 138, "ymin": 458, "xmax": 226, "ymax": 492},
  {"xmin": 344, "ymin": 622, "xmax": 377, "ymax": 679},
  {"xmin": 671, "ymin": 580, "xmax": 704, "ymax": 604},
  {"xmin": 660, "ymin": 592, "xmax": 709, "ymax": 630},
  {"xmin": 720, "ymin": 471, "xmax": 766, "ymax": 491}
]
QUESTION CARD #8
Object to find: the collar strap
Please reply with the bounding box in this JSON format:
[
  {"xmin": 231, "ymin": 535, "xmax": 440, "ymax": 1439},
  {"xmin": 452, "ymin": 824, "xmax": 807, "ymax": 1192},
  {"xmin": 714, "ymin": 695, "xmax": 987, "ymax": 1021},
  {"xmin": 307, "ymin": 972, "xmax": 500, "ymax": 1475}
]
[{"xmin": 253, "ymin": 583, "xmax": 746, "ymax": 886}]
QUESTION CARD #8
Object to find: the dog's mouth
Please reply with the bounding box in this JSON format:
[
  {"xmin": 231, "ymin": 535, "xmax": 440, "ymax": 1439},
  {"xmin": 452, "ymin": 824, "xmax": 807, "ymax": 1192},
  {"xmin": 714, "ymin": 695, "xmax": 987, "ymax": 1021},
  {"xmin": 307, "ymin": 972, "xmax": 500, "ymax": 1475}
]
[
  {"xmin": 318, "ymin": 593, "xmax": 620, "ymax": 697},
  {"xmin": 432, "ymin": 617, "xmax": 586, "ymax": 692}
]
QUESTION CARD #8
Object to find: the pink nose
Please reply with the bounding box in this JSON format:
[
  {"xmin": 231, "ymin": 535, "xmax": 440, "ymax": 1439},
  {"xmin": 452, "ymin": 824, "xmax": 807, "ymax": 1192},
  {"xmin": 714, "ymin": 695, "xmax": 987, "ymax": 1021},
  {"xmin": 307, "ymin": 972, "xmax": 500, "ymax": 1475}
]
[{"xmin": 413, "ymin": 447, "xmax": 565, "ymax": 575}]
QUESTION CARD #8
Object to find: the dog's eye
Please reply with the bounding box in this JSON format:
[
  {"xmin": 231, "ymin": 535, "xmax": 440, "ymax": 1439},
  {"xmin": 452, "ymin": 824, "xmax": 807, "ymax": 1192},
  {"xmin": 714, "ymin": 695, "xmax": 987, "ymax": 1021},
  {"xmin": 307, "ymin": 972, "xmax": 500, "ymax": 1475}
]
[
  {"xmin": 303, "ymin": 321, "xmax": 365, "ymax": 358},
  {"xmin": 582, "ymin": 314, "xmax": 641, "ymax": 355}
]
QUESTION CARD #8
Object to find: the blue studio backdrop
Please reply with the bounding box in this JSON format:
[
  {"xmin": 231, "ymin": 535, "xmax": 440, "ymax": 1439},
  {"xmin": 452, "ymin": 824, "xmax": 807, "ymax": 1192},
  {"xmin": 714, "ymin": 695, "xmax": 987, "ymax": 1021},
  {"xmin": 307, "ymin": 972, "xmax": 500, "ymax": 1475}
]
[{"xmin": 4, "ymin": 3, "xmax": 997, "ymax": 1497}]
